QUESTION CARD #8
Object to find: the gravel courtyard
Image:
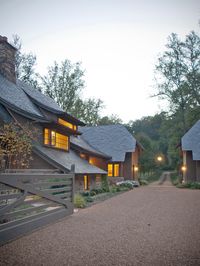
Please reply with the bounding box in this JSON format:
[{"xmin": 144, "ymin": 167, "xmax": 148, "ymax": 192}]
[{"xmin": 0, "ymin": 177, "xmax": 200, "ymax": 266}]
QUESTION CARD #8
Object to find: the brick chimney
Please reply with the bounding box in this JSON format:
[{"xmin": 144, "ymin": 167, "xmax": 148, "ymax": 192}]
[{"xmin": 0, "ymin": 36, "xmax": 17, "ymax": 84}]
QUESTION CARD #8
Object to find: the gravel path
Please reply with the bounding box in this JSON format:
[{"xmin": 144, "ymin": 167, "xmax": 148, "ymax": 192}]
[{"xmin": 1, "ymin": 175, "xmax": 200, "ymax": 266}]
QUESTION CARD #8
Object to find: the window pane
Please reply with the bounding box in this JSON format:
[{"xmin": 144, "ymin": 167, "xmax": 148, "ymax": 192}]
[
  {"xmin": 44, "ymin": 128, "xmax": 49, "ymax": 145},
  {"xmin": 108, "ymin": 164, "xmax": 113, "ymax": 177},
  {"xmin": 58, "ymin": 118, "xmax": 77, "ymax": 131},
  {"xmin": 55, "ymin": 132, "xmax": 68, "ymax": 150},
  {"xmin": 114, "ymin": 164, "xmax": 119, "ymax": 177},
  {"xmin": 51, "ymin": 131, "xmax": 56, "ymax": 146}
]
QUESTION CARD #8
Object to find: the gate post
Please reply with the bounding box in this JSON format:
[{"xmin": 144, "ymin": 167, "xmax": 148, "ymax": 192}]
[{"xmin": 70, "ymin": 164, "xmax": 75, "ymax": 204}]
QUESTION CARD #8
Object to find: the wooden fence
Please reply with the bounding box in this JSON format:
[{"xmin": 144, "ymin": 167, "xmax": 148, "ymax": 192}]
[{"xmin": 0, "ymin": 168, "xmax": 74, "ymax": 246}]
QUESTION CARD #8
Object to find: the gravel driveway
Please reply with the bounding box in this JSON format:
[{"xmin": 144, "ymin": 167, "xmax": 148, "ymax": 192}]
[{"xmin": 1, "ymin": 175, "xmax": 200, "ymax": 266}]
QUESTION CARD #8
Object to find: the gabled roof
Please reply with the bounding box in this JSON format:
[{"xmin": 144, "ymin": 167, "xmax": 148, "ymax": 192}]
[
  {"xmin": 0, "ymin": 74, "xmax": 43, "ymax": 119},
  {"xmin": 181, "ymin": 120, "xmax": 200, "ymax": 160},
  {"xmin": 34, "ymin": 145, "xmax": 107, "ymax": 175},
  {"xmin": 0, "ymin": 73, "xmax": 84, "ymax": 125},
  {"xmin": 80, "ymin": 124, "xmax": 139, "ymax": 162},
  {"xmin": 19, "ymin": 80, "xmax": 63, "ymax": 114},
  {"xmin": 70, "ymin": 135, "xmax": 111, "ymax": 159}
]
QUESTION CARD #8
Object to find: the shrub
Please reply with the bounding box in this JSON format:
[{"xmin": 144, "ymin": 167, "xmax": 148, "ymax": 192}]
[
  {"xmin": 116, "ymin": 186, "xmax": 121, "ymax": 192},
  {"xmin": 122, "ymin": 182, "xmax": 133, "ymax": 189},
  {"xmin": 118, "ymin": 186, "xmax": 129, "ymax": 192},
  {"xmin": 110, "ymin": 186, "xmax": 117, "ymax": 193},
  {"xmin": 86, "ymin": 196, "xmax": 94, "ymax": 202},
  {"xmin": 177, "ymin": 182, "xmax": 200, "ymax": 189},
  {"xmin": 95, "ymin": 188, "xmax": 103, "ymax": 194},
  {"xmin": 74, "ymin": 194, "xmax": 86, "ymax": 208},
  {"xmin": 81, "ymin": 191, "xmax": 90, "ymax": 197},
  {"xmin": 101, "ymin": 175, "xmax": 110, "ymax": 192},
  {"xmin": 89, "ymin": 190, "xmax": 96, "ymax": 196},
  {"xmin": 139, "ymin": 179, "xmax": 149, "ymax": 186}
]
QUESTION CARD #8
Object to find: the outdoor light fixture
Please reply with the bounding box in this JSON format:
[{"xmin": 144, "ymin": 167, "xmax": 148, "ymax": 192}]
[
  {"xmin": 181, "ymin": 165, "xmax": 187, "ymax": 172},
  {"xmin": 157, "ymin": 156, "xmax": 163, "ymax": 162},
  {"xmin": 134, "ymin": 166, "xmax": 139, "ymax": 172}
]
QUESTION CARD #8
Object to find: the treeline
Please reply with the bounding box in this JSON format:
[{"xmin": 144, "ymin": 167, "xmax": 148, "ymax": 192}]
[
  {"xmin": 126, "ymin": 29, "xmax": 200, "ymax": 172},
  {"xmin": 12, "ymin": 28, "xmax": 200, "ymax": 171}
]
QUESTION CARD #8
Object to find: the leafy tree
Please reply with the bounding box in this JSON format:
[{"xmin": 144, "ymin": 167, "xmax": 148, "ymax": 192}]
[
  {"xmin": 98, "ymin": 114, "xmax": 122, "ymax": 125},
  {"xmin": 42, "ymin": 59, "xmax": 85, "ymax": 111},
  {"xmin": 0, "ymin": 123, "xmax": 37, "ymax": 169},
  {"xmin": 72, "ymin": 98, "xmax": 104, "ymax": 125},
  {"xmin": 12, "ymin": 34, "xmax": 40, "ymax": 89},
  {"xmin": 41, "ymin": 59, "xmax": 105, "ymax": 125},
  {"xmin": 154, "ymin": 31, "xmax": 200, "ymax": 132}
]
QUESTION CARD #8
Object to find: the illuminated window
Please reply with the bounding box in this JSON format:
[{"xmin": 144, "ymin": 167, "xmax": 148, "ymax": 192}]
[
  {"xmin": 107, "ymin": 163, "xmax": 120, "ymax": 177},
  {"xmin": 108, "ymin": 164, "xmax": 113, "ymax": 177},
  {"xmin": 58, "ymin": 118, "xmax": 77, "ymax": 131},
  {"xmin": 44, "ymin": 128, "xmax": 50, "ymax": 145},
  {"xmin": 84, "ymin": 175, "xmax": 89, "ymax": 190},
  {"xmin": 44, "ymin": 128, "xmax": 69, "ymax": 151},
  {"xmin": 114, "ymin": 164, "xmax": 119, "ymax": 177},
  {"xmin": 51, "ymin": 131, "xmax": 56, "ymax": 146}
]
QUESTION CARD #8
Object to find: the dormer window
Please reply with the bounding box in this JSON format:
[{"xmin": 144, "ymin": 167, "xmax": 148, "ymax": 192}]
[
  {"xmin": 44, "ymin": 128, "xmax": 69, "ymax": 151},
  {"xmin": 58, "ymin": 118, "xmax": 77, "ymax": 131}
]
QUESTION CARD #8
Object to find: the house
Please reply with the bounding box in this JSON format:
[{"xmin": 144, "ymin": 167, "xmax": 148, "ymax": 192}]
[
  {"xmin": 80, "ymin": 125, "xmax": 142, "ymax": 183},
  {"xmin": 0, "ymin": 35, "xmax": 108, "ymax": 191},
  {"xmin": 181, "ymin": 120, "xmax": 200, "ymax": 183}
]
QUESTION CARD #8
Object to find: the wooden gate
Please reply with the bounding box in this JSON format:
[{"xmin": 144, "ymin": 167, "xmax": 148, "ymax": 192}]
[{"xmin": 0, "ymin": 169, "xmax": 74, "ymax": 246}]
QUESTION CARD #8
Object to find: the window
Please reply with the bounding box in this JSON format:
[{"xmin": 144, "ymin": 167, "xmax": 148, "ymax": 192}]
[
  {"xmin": 44, "ymin": 128, "xmax": 69, "ymax": 151},
  {"xmin": 84, "ymin": 175, "xmax": 90, "ymax": 190},
  {"xmin": 114, "ymin": 164, "xmax": 119, "ymax": 177},
  {"xmin": 107, "ymin": 163, "xmax": 120, "ymax": 177},
  {"xmin": 108, "ymin": 164, "xmax": 113, "ymax": 177},
  {"xmin": 58, "ymin": 118, "xmax": 77, "ymax": 131}
]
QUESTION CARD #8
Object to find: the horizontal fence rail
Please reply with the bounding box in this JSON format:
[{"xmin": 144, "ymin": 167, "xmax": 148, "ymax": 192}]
[{"xmin": 0, "ymin": 169, "xmax": 74, "ymax": 246}]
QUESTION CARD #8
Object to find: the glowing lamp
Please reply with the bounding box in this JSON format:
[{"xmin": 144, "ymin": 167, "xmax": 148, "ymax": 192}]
[
  {"xmin": 157, "ymin": 156, "xmax": 163, "ymax": 162},
  {"xmin": 181, "ymin": 165, "xmax": 187, "ymax": 172},
  {"xmin": 134, "ymin": 166, "xmax": 139, "ymax": 172}
]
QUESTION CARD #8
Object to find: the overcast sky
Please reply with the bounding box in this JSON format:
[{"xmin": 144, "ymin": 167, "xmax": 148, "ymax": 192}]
[{"xmin": 1, "ymin": 0, "xmax": 200, "ymax": 122}]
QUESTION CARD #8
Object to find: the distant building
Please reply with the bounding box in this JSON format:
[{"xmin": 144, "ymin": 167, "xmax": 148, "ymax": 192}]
[
  {"xmin": 181, "ymin": 120, "xmax": 200, "ymax": 182},
  {"xmin": 80, "ymin": 125, "xmax": 143, "ymax": 183}
]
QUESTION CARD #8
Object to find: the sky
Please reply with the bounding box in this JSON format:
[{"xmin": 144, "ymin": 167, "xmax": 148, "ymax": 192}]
[{"xmin": 1, "ymin": 0, "xmax": 200, "ymax": 122}]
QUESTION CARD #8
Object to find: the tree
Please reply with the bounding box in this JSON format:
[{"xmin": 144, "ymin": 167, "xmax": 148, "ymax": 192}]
[
  {"xmin": 42, "ymin": 59, "xmax": 104, "ymax": 125},
  {"xmin": 154, "ymin": 31, "xmax": 200, "ymax": 132},
  {"xmin": 0, "ymin": 123, "xmax": 37, "ymax": 169},
  {"xmin": 72, "ymin": 98, "xmax": 104, "ymax": 126},
  {"xmin": 98, "ymin": 114, "xmax": 122, "ymax": 125},
  {"xmin": 12, "ymin": 35, "xmax": 40, "ymax": 89},
  {"xmin": 42, "ymin": 60, "xmax": 85, "ymax": 111}
]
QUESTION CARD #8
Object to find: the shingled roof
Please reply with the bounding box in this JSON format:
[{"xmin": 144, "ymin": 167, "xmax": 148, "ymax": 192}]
[
  {"xmin": 181, "ymin": 120, "xmax": 200, "ymax": 160},
  {"xmin": 0, "ymin": 74, "xmax": 44, "ymax": 119},
  {"xmin": 80, "ymin": 124, "xmax": 139, "ymax": 162},
  {"xmin": 0, "ymin": 74, "xmax": 84, "ymax": 125},
  {"xmin": 34, "ymin": 145, "xmax": 107, "ymax": 174},
  {"xmin": 70, "ymin": 135, "xmax": 111, "ymax": 159}
]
